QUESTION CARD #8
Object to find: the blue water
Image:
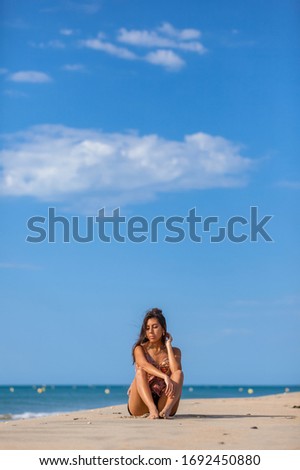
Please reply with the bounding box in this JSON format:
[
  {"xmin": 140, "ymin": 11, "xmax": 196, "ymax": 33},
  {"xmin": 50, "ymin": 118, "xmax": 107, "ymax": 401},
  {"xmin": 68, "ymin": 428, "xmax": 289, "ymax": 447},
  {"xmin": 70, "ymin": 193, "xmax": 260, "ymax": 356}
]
[{"xmin": 1, "ymin": 385, "xmax": 299, "ymax": 420}]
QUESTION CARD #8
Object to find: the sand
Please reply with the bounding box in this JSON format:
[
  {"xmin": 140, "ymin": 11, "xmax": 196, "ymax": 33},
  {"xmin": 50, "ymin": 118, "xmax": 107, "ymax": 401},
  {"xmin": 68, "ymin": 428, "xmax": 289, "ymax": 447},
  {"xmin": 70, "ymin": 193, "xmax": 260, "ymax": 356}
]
[{"xmin": 0, "ymin": 393, "xmax": 299, "ymax": 450}]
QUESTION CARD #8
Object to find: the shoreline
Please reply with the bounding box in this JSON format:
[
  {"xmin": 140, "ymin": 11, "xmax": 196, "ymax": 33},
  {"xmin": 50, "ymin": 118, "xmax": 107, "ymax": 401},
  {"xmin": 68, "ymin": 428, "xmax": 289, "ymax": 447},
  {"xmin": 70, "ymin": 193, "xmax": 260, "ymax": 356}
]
[
  {"xmin": 0, "ymin": 392, "xmax": 299, "ymax": 450},
  {"xmin": 2, "ymin": 387, "xmax": 299, "ymax": 423}
]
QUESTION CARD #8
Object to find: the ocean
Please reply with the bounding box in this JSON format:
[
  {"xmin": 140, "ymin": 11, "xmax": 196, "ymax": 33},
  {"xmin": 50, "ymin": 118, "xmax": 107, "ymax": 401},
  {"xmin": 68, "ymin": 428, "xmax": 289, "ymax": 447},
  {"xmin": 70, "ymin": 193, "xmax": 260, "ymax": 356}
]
[{"xmin": 1, "ymin": 385, "xmax": 299, "ymax": 421}]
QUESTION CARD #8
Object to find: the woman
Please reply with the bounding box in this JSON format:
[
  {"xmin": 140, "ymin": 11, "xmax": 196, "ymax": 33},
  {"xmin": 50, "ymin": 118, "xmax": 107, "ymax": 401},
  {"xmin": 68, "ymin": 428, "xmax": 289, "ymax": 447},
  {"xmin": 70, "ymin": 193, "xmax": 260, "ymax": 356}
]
[{"xmin": 128, "ymin": 308, "xmax": 184, "ymax": 419}]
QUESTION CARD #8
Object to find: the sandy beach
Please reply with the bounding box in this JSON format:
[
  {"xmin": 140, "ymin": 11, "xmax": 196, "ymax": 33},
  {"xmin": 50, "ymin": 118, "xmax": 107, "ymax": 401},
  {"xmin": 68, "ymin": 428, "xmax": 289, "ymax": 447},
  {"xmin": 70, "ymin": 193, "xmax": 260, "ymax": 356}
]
[{"xmin": 0, "ymin": 393, "xmax": 299, "ymax": 450}]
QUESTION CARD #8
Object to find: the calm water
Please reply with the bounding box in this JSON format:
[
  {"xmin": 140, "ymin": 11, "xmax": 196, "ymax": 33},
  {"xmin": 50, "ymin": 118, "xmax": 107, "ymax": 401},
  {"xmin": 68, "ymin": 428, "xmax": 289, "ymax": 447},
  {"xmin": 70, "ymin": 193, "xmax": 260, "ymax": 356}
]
[{"xmin": 1, "ymin": 385, "xmax": 299, "ymax": 420}]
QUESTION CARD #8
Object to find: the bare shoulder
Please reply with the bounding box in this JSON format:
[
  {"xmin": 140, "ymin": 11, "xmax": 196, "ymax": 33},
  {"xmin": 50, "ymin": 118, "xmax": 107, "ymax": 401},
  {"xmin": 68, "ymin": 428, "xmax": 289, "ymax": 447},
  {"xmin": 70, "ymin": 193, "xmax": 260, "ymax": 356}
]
[
  {"xmin": 134, "ymin": 344, "xmax": 146, "ymax": 358},
  {"xmin": 172, "ymin": 346, "xmax": 182, "ymax": 356},
  {"xmin": 134, "ymin": 344, "xmax": 144, "ymax": 354}
]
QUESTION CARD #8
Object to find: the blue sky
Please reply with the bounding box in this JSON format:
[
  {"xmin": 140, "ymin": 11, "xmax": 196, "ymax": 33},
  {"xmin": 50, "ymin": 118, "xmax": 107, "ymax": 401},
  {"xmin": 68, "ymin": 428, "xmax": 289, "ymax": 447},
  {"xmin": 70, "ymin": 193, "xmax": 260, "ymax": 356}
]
[{"xmin": 0, "ymin": 0, "xmax": 299, "ymax": 386}]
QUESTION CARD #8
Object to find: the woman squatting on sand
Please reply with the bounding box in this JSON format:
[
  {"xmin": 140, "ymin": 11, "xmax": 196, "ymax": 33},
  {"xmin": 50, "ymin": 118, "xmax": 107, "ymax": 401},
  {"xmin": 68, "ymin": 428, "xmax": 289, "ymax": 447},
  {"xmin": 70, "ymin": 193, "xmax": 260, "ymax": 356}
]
[{"xmin": 127, "ymin": 308, "xmax": 184, "ymax": 419}]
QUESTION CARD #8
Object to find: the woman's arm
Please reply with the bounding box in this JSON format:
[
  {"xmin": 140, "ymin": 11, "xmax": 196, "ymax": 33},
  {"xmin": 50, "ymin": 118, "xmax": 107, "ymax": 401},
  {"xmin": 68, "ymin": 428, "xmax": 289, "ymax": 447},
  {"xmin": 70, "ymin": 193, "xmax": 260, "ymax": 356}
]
[
  {"xmin": 134, "ymin": 345, "xmax": 174, "ymax": 396},
  {"xmin": 165, "ymin": 333, "xmax": 182, "ymax": 374},
  {"xmin": 134, "ymin": 345, "xmax": 168, "ymax": 379}
]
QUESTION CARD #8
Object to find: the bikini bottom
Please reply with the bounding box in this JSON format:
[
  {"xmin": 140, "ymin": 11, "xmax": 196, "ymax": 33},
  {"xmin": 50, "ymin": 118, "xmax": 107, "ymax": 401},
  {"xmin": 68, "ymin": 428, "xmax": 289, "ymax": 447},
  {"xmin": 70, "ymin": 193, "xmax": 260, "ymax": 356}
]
[{"xmin": 127, "ymin": 392, "xmax": 160, "ymax": 416}]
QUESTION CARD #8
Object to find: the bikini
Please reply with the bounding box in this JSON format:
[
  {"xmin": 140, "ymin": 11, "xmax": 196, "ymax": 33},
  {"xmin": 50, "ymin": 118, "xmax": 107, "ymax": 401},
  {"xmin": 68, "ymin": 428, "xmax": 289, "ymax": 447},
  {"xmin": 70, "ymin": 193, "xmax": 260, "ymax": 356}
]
[
  {"xmin": 127, "ymin": 349, "xmax": 171, "ymax": 415},
  {"xmin": 144, "ymin": 351, "xmax": 171, "ymax": 399}
]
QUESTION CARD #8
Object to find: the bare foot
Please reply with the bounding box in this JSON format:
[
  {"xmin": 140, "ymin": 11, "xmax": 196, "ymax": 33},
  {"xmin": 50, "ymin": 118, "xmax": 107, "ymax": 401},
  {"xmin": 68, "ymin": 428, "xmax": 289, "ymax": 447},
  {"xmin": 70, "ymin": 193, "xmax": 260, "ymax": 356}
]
[
  {"xmin": 148, "ymin": 408, "xmax": 159, "ymax": 419},
  {"xmin": 159, "ymin": 409, "xmax": 173, "ymax": 419}
]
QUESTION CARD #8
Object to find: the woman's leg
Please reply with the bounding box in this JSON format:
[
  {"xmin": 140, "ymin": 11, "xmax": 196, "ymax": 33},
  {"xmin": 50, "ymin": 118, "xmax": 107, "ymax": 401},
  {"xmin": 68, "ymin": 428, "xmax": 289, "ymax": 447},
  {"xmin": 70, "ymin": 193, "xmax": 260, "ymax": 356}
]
[
  {"xmin": 158, "ymin": 370, "xmax": 184, "ymax": 419},
  {"xmin": 128, "ymin": 367, "xmax": 159, "ymax": 419}
]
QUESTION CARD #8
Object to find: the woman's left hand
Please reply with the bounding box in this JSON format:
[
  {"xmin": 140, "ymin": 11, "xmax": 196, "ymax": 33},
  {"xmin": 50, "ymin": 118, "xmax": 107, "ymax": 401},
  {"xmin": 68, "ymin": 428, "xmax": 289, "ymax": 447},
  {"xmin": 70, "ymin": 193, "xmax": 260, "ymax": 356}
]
[{"xmin": 165, "ymin": 332, "xmax": 173, "ymax": 345}]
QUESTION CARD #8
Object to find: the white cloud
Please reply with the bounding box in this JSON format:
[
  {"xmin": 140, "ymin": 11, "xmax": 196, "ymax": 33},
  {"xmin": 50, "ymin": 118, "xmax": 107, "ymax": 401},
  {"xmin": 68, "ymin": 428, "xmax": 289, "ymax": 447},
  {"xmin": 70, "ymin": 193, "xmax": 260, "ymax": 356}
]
[
  {"xmin": 117, "ymin": 23, "xmax": 206, "ymax": 54},
  {"xmin": 62, "ymin": 64, "xmax": 86, "ymax": 72},
  {"xmin": 178, "ymin": 41, "xmax": 206, "ymax": 53},
  {"xmin": 117, "ymin": 27, "xmax": 175, "ymax": 48},
  {"xmin": 145, "ymin": 50, "xmax": 185, "ymax": 71},
  {"xmin": 158, "ymin": 22, "xmax": 201, "ymax": 40},
  {"xmin": 9, "ymin": 71, "xmax": 52, "ymax": 83},
  {"xmin": 80, "ymin": 22, "xmax": 206, "ymax": 72},
  {"xmin": 0, "ymin": 125, "xmax": 253, "ymax": 210},
  {"xmin": 80, "ymin": 38, "xmax": 137, "ymax": 60},
  {"xmin": 60, "ymin": 28, "xmax": 76, "ymax": 36}
]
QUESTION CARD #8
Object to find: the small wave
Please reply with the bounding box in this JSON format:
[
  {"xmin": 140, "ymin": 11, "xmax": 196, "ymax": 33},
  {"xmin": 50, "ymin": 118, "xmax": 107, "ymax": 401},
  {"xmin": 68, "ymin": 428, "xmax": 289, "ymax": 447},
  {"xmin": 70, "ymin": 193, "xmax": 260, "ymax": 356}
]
[
  {"xmin": 0, "ymin": 414, "xmax": 13, "ymax": 421},
  {"xmin": 0, "ymin": 411, "xmax": 60, "ymax": 421}
]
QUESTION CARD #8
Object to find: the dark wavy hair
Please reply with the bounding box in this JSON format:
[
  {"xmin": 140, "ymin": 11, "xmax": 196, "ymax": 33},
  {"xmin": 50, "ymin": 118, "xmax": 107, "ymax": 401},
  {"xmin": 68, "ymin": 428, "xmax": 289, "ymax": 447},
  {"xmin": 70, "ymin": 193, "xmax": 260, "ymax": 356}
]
[{"xmin": 132, "ymin": 308, "xmax": 167, "ymax": 362}]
